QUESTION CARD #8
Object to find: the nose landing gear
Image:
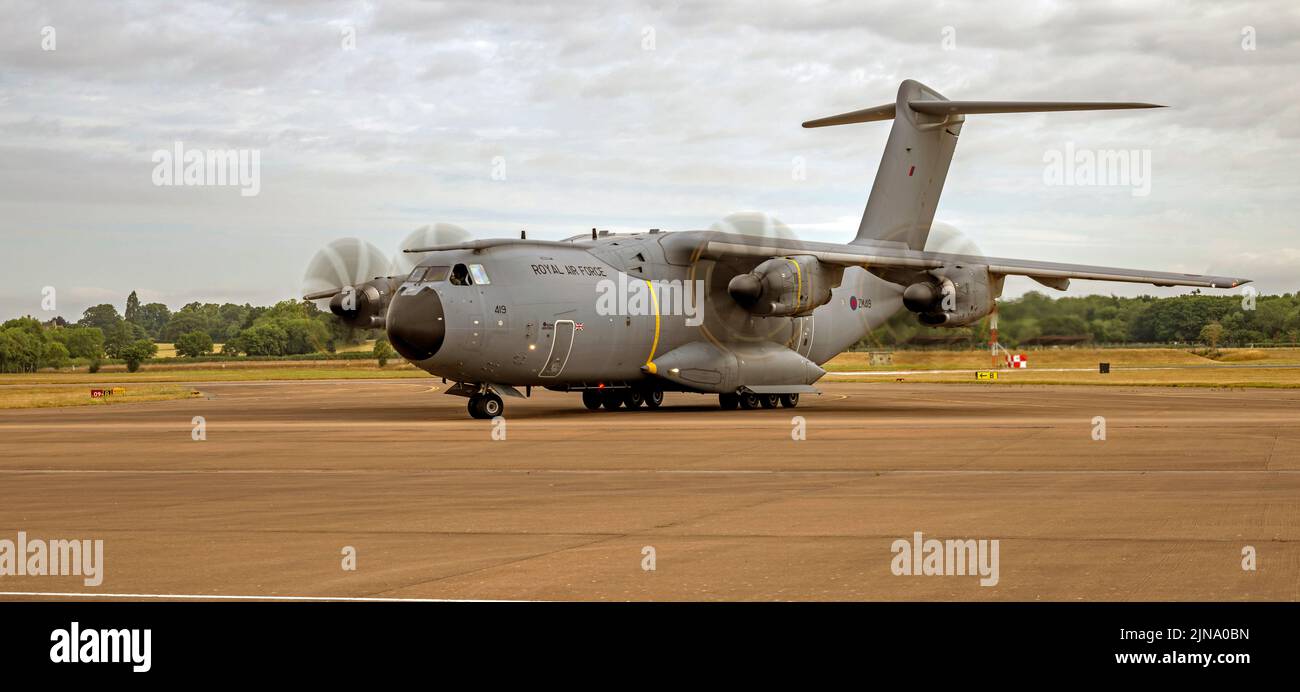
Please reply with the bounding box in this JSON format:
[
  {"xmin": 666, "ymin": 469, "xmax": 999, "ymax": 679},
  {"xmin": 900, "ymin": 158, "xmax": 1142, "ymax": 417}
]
[{"xmin": 468, "ymin": 393, "xmax": 504, "ymax": 419}]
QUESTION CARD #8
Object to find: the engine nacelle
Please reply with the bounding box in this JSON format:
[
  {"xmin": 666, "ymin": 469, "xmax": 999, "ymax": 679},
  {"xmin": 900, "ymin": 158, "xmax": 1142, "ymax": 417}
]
[
  {"xmin": 901, "ymin": 265, "xmax": 999, "ymax": 327},
  {"xmin": 329, "ymin": 279, "xmax": 391, "ymax": 329},
  {"xmin": 727, "ymin": 255, "xmax": 840, "ymax": 316}
]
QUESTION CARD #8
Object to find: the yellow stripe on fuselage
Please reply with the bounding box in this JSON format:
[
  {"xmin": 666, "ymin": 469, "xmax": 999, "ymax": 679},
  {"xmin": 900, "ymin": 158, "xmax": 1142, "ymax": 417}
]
[
  {"xmin": 788, "ymin": 258, "xmax": 803, "ymax": 312},
  {"xmin": 645, "ymin": 279, "xmax": 660, "ymax": 367}
]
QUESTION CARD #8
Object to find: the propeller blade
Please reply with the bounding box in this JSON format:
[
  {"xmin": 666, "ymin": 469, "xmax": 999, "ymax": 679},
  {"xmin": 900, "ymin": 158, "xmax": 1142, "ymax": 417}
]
[
  {"xmin": 394, "ymin": 223, "xmax": 473, "ymax": 275},
  {"xmin": 301, "ymin": 237, "xmax": 393, "ymax": 303}
]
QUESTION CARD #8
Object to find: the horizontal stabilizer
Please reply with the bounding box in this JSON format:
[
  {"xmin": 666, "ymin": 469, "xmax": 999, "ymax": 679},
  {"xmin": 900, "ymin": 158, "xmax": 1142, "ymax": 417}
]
[
  {"xmin": 802, "ymin": 103, "xmax": 896, "ymax": 128},
  {"xmin": 803, "ymin": 99, "xmax": 1163, "ymax": 128},
  {"xmin": 911, "ymin": 100, "xmax": 1164, "ymax": 117}
]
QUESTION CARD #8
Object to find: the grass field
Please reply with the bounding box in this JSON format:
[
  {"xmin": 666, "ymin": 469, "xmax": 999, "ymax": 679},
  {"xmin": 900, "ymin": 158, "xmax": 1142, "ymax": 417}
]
[
  {"xmin": 0, "ymin": 360, "xmax": 424, "ymax": 385},
  {"xmin": 0, "ymin": 384, "xmax": 205, "ymax": 409},
  {"xmin": 823, "ymin": 347, "xmax": 1300, "ymax": 388},
  {"xmin": 335, "ymin": 339, "xmax": 377, "ymax": 353},
  {"xmin": 827, "ymin": 367, "xmax": 1300, "ymax": 388},
  {"xmin": 6, "ymin": 347, "xmax": 1300, "ymax": 391},
  {"xmin": 154, "ymin": 341, "xmax": 373, "ymax": 357},
  {"xmin": 823, "ymin": 347, "xmax": 1300, "ymax": 371}
]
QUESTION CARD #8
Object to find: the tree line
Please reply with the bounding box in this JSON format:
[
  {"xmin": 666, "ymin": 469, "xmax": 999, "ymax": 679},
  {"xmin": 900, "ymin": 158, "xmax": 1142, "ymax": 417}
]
[
  {"xmin": 3, "ymin": 289, "xmax": 1296, "ymax": 373},
  {"xmin": 1, "ymin": 290, "xmax": 362, "ymax": 373},
  {"xmin": 865, "ymin": 291, "xmax": 1297, "ymax": 348}
]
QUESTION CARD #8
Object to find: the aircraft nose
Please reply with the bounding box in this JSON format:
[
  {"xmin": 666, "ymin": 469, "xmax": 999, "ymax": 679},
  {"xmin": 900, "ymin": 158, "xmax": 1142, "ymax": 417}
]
[{"xmin": 386, "ymin": 287, "xmax": 446, "ymax": 361}]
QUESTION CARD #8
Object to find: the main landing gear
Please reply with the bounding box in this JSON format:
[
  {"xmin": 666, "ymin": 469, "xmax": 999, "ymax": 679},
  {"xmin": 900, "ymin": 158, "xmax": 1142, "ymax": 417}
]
[
  {"xmin": 582, "ymin": 387, "xmax": 665, "ymax": 411},
  {"xmin": 468, "ymin": 392, "xmax": 504, "ymax": 419},
  {"xmin": 718, "ymin": 392, "xmax": 798, "ymax": 410}
]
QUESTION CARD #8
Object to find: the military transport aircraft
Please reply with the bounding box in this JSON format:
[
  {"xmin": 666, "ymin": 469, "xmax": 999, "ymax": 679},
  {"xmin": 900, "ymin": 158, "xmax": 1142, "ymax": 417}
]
[{"xmin": 302, "ymin": 79, "xmax": 1250, "ymax": 419}]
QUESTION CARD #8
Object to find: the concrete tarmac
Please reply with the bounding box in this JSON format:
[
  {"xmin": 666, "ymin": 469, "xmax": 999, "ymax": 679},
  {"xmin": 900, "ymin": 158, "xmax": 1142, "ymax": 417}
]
[{"xmin": 0, "ymin": 380, "xmax": 1296, "ymax": 601}]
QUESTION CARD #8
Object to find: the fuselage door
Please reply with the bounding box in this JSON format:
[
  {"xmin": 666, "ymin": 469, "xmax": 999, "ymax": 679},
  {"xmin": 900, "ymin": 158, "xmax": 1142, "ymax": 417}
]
[
  {"xmin": 797, "ymin": 315, "xmax": 815, "ymax": 358},
  {"xmin": 538, "ymin": 319, "xmax": 576, "ymax": 378}
]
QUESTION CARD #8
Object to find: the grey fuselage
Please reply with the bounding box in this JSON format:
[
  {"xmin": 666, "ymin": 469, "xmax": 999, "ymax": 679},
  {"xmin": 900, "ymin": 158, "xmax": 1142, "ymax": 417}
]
[{"xmin": 385, "ymin": 230, "xmax": 903, "ymax": 390}]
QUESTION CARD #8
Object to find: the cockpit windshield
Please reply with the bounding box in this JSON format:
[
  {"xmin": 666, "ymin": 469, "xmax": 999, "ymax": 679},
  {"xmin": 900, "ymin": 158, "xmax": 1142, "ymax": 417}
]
[{"xmin": 409, "ymin": 265, "xmax": 450, "ymax": 283}]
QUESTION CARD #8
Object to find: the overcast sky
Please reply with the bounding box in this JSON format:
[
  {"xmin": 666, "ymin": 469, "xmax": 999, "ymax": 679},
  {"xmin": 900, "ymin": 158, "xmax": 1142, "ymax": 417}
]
[{"xmin": 2, "ymin": 0, "xmax": 1297, "ymax": 320}]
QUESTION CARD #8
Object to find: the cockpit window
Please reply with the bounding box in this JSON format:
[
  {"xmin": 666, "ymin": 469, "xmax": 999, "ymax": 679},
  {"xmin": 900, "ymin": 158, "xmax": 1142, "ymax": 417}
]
[
  {"xmin": 468, "ymin": 264, "xmax": 491, "ymax": 285},
  {"xmin": 450, "ymin": 264, "xmax": 471, "ymax": 286},
  {"xmin": 408, "ymin": 265, "xmax": 450, "ymax": 283}
]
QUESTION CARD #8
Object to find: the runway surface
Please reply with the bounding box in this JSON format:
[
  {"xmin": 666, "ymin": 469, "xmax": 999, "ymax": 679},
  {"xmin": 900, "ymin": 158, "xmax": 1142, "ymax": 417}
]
[{"xmin": 1, "ymin": 380, "xmax": 1297, "ymax": 601}]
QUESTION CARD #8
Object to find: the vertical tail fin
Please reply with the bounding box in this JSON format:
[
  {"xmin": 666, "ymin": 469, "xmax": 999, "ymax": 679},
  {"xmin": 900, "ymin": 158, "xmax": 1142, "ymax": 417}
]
[{"xmin": 802, "ymin": 79, "xmax": 1164, "ymax": 251}]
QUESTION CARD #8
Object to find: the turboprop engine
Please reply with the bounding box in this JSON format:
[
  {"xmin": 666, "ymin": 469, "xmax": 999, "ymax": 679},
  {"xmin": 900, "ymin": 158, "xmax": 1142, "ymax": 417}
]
[
  {"xmin": 301, "ymin": 237, "xmax": 401, "ymax": 330},
  {"xmin": 328, "ymin": 278, "xmax": 393, "ymax": 329},
  {"xmin": 901, "ymin": 265, "xmax": 1001, "ymax": 326},
  {"xmin": 727, "ymin": 255, "xmax": 842, "ymax": 316}
]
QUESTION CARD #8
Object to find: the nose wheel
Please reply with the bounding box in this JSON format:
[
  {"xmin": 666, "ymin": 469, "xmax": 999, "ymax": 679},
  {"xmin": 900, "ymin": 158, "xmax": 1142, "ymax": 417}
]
[{"xmin": 468, "ymin": 393, "xmax": 504, "ymax": 419}]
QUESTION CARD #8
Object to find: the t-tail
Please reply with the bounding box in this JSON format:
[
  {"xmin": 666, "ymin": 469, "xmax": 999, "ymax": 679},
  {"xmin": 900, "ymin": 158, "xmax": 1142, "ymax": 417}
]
[{"xmin": 803, "ymin": 79, "xmax": 1164, "ymax": 250}]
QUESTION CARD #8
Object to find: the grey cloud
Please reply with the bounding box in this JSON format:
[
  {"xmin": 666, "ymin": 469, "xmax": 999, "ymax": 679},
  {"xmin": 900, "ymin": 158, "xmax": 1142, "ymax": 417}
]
[{"xmin": 1, "ymin": 0, "xmax": 1298, "ymax": 319}]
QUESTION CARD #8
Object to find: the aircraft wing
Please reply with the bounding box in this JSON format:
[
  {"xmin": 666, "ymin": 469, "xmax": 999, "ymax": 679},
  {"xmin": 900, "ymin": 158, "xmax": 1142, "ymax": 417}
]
[{"xmin": 702, "ymin": 233, "xmax": 1250, "ymax": 290}]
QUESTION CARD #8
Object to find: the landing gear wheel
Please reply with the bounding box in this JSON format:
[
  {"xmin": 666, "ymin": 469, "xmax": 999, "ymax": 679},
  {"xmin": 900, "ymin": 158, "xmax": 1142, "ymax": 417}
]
[
  {"xmin": 739, "ymin": 393, "xmax": 761, "ymax": 410},
  {"xmin": 601, "ymin": 391, "xmax": 624, "ymax": 410},
  {"xmin": 761, "ymin": 394, "xmax": 780, "ymax": 409},
  {"xmin": 643, "ymin": 389, "xmax": 664, "ymax": 409},
  {"xmin": 582, "ymin": 390, "xmax": 603, "ymax": 410},
  {"xmin": 719, "ymin": 393, "xmax": 739, "ymax": 410},
  {"xmin": 480, "ymin": 393, "xmax": 503, "ymax": 418},
  {"xmin": 469, "ymin": 393, "xmax": 504, "ymax": 419},
  {"xmin": 623, "ymin": 390, "xmax": 645, "ymax": 409},
  {"xmin": 779, "ymin": 393, "xmax": 799, "ymax": 408}
]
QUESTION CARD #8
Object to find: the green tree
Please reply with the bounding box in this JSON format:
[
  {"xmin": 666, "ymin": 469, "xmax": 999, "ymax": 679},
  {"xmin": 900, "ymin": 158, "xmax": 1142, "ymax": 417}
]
[
  {"xmin": 0, "ymin": 327, "xmax": 42, "ymax": 372},
  {"xmin": 124, "ymin": 290, "xmax": 141, "ymax": 324},
  {"xmin": 237, "ymin": 323, "xmax": 289, "ymax": 356},
  {"xmin": 280, "ymin": 318, "xmax": 331, "ymax": 354},
  {"xmin": 104, "ymin": 320, "xmax": 148, "ymax": 359},
  {"xmin": 0, "ymin": 317, "xmax": 52, "ymax": 373},
  {"xmin": 78, "ymin": 303, "xmax": 122, "ymax": 332},
  {"xmin": 374, "ymin": 339, "xmax": 394, "ymax": 367},
  {"xmin": 51, "ymin": 326, "xmax": 105, "ymax": 360},
  {"xmin": 1039, "ymin": 314, "xmax": 1090, "ymax": 337},
  {"xmin": 160, "ymin": 304, "xmax": 219, "ymax": 342},
  {"xmin": 119, "ymin": 339, "xmax": 158, "ymax": 373},
  {"xmin": 1199, "ymin": 321, "xmax": 1225, "ymax": 349},
  {"xmin": 42, "ymin": 341, "xmax": 70, "ymax": 369},
  {"xmin": 133, "ymin": 302, "xmax": 173, "ymax": 339},
  {"xmin": 175, "ymin": 330, "xmax": 215, "ymax": 358}
]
